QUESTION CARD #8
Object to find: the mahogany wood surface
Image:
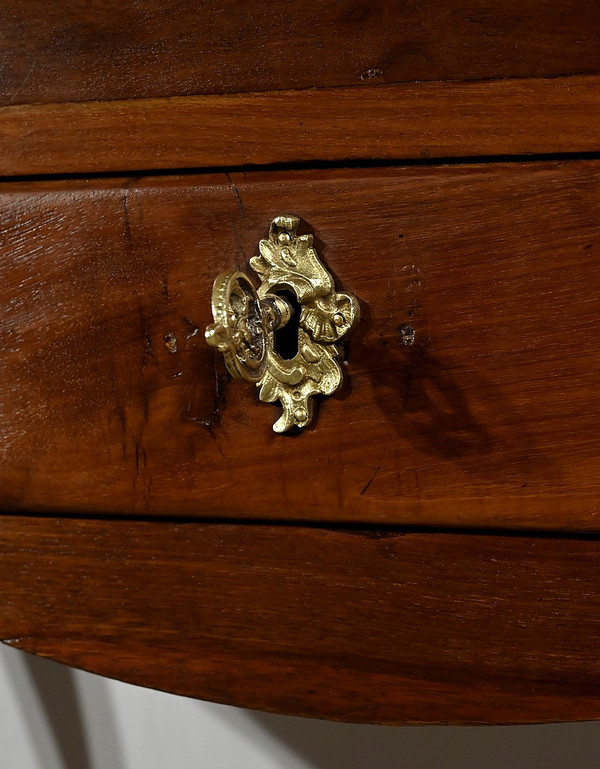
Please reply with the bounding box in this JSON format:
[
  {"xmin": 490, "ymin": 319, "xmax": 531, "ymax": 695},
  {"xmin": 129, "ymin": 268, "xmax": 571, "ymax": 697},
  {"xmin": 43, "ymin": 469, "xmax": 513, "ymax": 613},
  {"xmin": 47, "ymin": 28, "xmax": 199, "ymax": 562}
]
[
  {"xmin": 1, "ymin": 161, "xmax": 600, "ymax": 530},
  {"xmin": 2, "ymin": 516, "xmax": 600, "ymax": 725},
  {"xmin": 2, "ymin": 75, "xmax": 599, "ymax": 176},
  {"xmin": 1, "ymin": 0, "xmax": 599, "ymax": 107}
]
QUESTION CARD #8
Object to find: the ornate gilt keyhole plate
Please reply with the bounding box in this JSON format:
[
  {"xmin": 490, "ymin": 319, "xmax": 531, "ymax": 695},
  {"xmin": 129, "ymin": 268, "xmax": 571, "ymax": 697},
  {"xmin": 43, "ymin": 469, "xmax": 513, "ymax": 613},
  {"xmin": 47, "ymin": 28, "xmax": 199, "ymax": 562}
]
[{"xmin": 205, "ymin": 215, "xmax": 359, "ymax": 432}]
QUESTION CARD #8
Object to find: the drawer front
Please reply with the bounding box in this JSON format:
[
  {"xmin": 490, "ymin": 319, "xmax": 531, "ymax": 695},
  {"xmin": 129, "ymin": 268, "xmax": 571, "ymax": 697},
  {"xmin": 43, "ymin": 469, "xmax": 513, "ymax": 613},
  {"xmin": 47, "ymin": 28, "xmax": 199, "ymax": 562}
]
[{"xmin": 1, "ymin": 161, "xmax": 599, "ymax": 529}]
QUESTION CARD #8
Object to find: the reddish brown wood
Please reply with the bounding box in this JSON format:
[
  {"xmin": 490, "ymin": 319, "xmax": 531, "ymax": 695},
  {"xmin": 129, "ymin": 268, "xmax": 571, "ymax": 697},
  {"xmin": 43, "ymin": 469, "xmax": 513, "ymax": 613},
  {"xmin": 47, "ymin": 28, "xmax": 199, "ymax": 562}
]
[
  {"xmin": 1, "ymin": 516, "xmax": 600, "ymax": 724},
  {"xmin": 1, "ymin": 75, "xmax": 599, "ymax": 176},
  {"xmin": 1, "ymin": 162, "xmax": 600, "ymax": 529},
  {"xmin": 1, "ymin": 0, "xmax": 600, "ymax": 107}
]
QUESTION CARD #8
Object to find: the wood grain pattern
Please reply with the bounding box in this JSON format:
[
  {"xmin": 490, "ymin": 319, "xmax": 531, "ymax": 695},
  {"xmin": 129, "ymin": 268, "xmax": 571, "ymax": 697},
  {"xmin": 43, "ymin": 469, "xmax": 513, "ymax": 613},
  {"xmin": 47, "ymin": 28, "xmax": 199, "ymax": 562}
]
[
  {"xmin": 2, "ymin": 75, "xmax": 599, "ymax": 176},
  {"xmin": 1, "ymin": 161, "xmax": 600, "ymax": 529},
  {"xmin": 2, "ymin": 0, "xmax": 600, "ymax": 107},
  {"xmin": 2, "ymin": 516, "xmax": 600, "ymax": 724}
]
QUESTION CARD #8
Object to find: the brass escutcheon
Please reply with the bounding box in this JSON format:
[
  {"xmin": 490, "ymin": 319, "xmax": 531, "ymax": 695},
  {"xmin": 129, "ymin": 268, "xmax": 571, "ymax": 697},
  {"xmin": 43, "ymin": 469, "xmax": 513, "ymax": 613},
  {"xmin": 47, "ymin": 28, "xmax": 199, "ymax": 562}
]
[{"xmin": 205, "ymin": 215, "xmax": 359, "ymax": 433}]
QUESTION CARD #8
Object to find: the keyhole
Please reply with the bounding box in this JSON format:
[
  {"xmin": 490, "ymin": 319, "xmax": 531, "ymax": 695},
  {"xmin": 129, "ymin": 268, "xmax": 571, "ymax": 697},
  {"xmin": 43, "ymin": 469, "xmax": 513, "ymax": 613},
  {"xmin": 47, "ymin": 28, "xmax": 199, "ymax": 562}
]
[{"xmin": 273, "ymin": 290, "xmax": 300, "ymax": 360}]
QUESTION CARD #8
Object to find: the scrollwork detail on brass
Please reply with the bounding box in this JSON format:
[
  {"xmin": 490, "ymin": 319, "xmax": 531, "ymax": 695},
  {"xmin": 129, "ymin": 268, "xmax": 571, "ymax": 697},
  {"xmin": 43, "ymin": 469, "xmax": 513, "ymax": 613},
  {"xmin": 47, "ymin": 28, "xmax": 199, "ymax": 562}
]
[{"xmin": 205, "ymin": 215, "xmax": 359, "ymax": 433}]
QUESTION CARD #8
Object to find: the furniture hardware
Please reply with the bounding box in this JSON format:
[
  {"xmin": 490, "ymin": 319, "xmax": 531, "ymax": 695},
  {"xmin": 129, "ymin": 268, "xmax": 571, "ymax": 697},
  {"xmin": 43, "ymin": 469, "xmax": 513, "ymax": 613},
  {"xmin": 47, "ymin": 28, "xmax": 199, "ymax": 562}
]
[{"xmin": 205, "ymin": 215, "xmax": 359, "ymax": 432}]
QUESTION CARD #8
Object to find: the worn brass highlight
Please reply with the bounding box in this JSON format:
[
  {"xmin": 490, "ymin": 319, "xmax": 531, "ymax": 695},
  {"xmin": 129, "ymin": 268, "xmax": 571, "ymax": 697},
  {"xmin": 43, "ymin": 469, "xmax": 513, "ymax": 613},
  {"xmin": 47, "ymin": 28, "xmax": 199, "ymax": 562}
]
[{"xmin": 205, "ymin": 215, "xmax": 359, "ymax": 432}]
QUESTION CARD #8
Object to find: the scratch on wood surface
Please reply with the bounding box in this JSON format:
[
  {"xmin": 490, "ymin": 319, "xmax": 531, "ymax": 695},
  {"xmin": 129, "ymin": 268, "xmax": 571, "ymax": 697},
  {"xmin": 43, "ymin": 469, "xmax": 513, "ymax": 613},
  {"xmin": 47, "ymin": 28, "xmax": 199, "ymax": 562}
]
[
  {"xmin": 184, "ymin": 365, "xmax": 227, "ymax": 457},
  {"xmin": 134, "ymin": 444, "xmax": 147, "ymax": 477},
  {"xmin": 186, "ymin": 404, "xmax": 218, "ymax": 440},
  {"xmin": 360, "ymin": 465, "xmax": 382, "ymax": 496},
  {"xmin": 226, "ymin": 172, "xmax": 245, "ymax": 222},
  {"xmin": 120, "ymin": 184, "xmax": 132, "ymax": 244},
  {"xmin": 226, "ymin": 173, "xmax": 248, "ymax": 268},
  {"xmin": 183, "ymin": 317, "xmax": 199, "ymax": 339}
]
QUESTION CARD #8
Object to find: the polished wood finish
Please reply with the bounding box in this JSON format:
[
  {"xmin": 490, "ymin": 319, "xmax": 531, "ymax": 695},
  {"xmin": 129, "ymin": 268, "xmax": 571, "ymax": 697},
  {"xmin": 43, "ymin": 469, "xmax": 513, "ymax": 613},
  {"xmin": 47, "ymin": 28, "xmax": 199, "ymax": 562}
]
[
  {"xmin": 1, "ymin": 0, "xmax": 600, "ymax": 728},
  {"xmin": 2, "ymin": 516, "xmax": 600, "ymax": 725},
  {"xmin": 1, "ymin": 162, "xmax": 600, "ymax": 529},
  {"xmin": 2, "ymin": 0, "xmax": 599, "ymax": 107},
  {"xmin": 1, "ymin": 0, "xmax": 599, "ymax": 730},
  {"xmin": 2, "ymin": 75, "xmax": 599, "ymax": 176}
]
